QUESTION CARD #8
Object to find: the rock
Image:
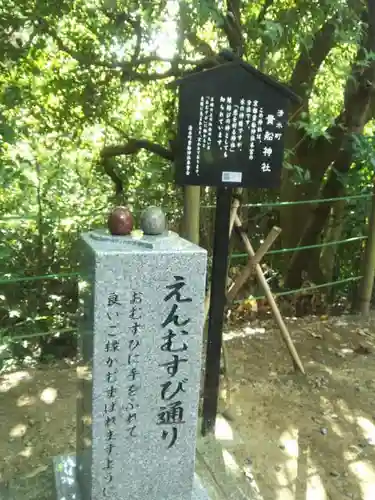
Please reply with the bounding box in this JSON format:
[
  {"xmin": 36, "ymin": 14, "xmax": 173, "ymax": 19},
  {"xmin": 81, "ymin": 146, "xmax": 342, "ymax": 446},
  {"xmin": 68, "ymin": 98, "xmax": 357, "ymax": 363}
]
[
  {"xmin": 108, "ymin": 206, "xmax": 134, "ymax": 235},
  {"xmin": 140, "ymin": 206, "xmax": 167, "ymax": 235},
  {"xmin": 354, "ymin": 343, "xmax": 372, "ymax": 355}
]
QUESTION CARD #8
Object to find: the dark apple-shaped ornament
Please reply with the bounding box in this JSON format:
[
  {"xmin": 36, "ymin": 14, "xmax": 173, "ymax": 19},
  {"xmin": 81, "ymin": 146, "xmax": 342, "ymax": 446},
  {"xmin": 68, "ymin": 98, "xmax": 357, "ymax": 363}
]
[{"xmin": 107, "ymin": 206, "xmax": 134, "ymax": 235}]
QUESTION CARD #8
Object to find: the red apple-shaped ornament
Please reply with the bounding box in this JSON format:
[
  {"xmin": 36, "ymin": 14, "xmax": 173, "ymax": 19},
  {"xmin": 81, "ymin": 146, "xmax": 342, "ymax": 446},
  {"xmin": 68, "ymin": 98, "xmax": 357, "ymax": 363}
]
[{"xmin": 107, "ymin": 206, "xmax": 134, "ymax": 236}]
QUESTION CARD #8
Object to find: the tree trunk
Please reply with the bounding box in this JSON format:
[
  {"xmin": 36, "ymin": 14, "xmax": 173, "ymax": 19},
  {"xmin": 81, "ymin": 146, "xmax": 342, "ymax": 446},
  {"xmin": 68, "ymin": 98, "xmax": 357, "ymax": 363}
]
[
  {"xmin": 279, "ymin": 140, "xmax": 328, "ymax": 268},
  {"xmin": 279, "ymin": 177, "xmax": 321, "ymax": 252},
  {"xmin": 281, "ymin": 3, "xmax": 375, "ymax": 269},
  {"xmin": 279, "ymin": 16, "xmax": 341, "ymax": 254},
  {"xmin": 320, "ymin": 199, "xmax": 346, "ymax": 282},
  {"xmin": 357, "ymin": 180, "xmax": 375, "ymax": 315},
  {"xmin": 285, "ymin": 157, "xmax": 349, "ymax": 289}
]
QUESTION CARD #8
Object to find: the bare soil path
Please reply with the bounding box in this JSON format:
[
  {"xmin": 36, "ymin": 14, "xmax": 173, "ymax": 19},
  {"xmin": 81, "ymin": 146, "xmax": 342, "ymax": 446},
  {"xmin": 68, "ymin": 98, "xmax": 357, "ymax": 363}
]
[{"xmin": 1, "ymin": 314, "xmax": 375, "ymax": 499}]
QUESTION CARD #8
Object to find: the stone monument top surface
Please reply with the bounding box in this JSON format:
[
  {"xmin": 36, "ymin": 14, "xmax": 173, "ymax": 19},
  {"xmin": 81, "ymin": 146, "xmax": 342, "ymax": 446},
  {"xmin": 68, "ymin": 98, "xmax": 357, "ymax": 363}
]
[{"xmin": 84, "ymin": 228, "xmax": 205, "ymax": 252}]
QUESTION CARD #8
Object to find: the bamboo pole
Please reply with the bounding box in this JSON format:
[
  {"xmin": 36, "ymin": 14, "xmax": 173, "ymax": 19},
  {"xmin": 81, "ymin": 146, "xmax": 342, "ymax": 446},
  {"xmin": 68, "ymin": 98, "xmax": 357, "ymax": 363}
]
[
  {"xmin": 227, "ymin": 226, "xmax": 282, "ymax": 304},
  {"xmin": 234, "ymin": 214, "xmax": 305, "ymax": 374}
]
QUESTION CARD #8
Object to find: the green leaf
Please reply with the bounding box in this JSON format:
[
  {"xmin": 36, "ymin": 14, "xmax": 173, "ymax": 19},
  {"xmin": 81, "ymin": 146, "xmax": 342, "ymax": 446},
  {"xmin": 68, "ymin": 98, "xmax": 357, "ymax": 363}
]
[
  {"xmin": 197, "ymin": 0, "xmax": 224, "ymax": 27},
  {"xmin": 262, "ymin": 20, "xmax": 283, "ymax": 44},
  {"xmin": 22, "ymin": 166, "xmax": 39, "ymax": 186},
  {"xmin": 0, "ymin": 247, "xmax": 11, "ymax": 259},
  {"xmin": 2, "ymin": 85, "xmax": 23, "ymax": 107},
  {"xmin": 0, "ymin": 122, "xmax": 16, "ymax": 144}
]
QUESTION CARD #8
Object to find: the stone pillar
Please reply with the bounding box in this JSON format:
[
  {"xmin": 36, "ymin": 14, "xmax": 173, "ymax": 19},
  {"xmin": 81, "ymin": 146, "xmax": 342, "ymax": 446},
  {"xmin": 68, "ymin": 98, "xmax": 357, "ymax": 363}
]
[{"xmin": 53, "ymin": 228, "xmax": 208, "ymax": 500}]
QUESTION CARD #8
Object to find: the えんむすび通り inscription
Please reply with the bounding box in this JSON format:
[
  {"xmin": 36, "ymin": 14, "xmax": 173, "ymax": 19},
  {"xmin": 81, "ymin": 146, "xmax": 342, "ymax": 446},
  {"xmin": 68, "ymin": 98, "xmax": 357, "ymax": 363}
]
[{"xmin": 157, "ymin": 276, "xmax": 192, "ymax": 449}]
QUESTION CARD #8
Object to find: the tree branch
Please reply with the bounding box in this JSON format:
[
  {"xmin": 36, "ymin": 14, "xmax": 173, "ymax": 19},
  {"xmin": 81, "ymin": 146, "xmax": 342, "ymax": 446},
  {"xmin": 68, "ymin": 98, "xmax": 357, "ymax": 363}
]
[
  {"xmin": 100, "ymin": 139, "xmax": 174, "ymax": 162},
  {"xmin": 42, "ymin": 19, "xmax": 207, "ymax": 82},
  {"xmin": 185, "ymin": 33, "xmax": 216, "ymax": 57},
  {"xmin": 101, "ymin": 10, "xmax": 143, "ymax": 64},
  {"xmin": 120, "ymin": 65, "xmax": 190, "ymax": 82},
  {"xmin": 283, "ymin": 17, "xmax": 339, "ymax": 182},
  {"xmin": 290, "ymin": 18, "xmax": 337, "ymax": 110},
  {"xmin": 100, "ymin": 138, "xmax": 174, "ymax": 195},
  {"xmin": 130, "ymin": 17, "xmax": 142, "ymax": 64},
  {"xmin": 102, "ymin": 158, "xmax": 124, "ymax": 197},
  {"xmin": 222, "ymin": 0, "xmax": 244, "ymax": 56},
  {"xmin": 123, "ymin": 54, "xmax": 203, "ymax": 67},
  {"xmin": 313, "ymin": 3, "xmax": 375, "ymax": 167}
]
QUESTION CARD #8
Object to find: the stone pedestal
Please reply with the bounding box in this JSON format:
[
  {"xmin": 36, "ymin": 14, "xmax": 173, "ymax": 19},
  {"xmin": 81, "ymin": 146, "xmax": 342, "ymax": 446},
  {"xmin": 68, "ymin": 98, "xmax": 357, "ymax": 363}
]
[{"xmin": 53, "ymin": 229, "xmax": 208, "ymax": 500}]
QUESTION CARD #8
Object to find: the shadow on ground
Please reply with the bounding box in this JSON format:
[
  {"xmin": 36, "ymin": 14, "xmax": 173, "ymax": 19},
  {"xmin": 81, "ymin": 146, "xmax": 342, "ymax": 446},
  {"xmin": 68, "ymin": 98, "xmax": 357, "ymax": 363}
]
[
  {"xmin": 218, "ymin": 314, "xmax": 375, "ymax": 500},
  {"xmin": 0, "ymin": 314, "xmax": 375, "ymax": 499}
]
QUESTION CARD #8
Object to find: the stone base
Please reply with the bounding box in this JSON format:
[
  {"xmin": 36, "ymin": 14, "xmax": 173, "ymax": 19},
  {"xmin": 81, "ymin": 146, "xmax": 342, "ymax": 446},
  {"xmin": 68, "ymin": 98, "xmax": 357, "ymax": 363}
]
[{"xmin": 53, "ymin": 455, "xmax": 210, "ymax": 500}]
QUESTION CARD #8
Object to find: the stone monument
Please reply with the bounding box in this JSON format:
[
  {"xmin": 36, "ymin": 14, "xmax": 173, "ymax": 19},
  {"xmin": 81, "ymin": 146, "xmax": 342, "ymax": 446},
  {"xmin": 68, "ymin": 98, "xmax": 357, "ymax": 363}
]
[{"xmin": 53, "ymin": 206, "xmax": 209, "ymax": 500}]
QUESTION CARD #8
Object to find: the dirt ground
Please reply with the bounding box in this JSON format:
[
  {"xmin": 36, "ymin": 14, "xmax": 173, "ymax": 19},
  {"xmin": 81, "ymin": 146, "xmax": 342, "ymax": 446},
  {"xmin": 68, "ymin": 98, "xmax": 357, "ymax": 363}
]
[{"xmin": 1, "ymin": 313, "xmax": 375, "ymax": 500}]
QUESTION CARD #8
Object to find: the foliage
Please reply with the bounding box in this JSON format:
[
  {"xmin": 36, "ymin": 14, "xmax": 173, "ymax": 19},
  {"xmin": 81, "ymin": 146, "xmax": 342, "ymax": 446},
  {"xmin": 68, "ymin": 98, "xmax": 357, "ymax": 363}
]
[{"xmin": 0, "ymin": 0, "xmax": 374, "ymax": 368}]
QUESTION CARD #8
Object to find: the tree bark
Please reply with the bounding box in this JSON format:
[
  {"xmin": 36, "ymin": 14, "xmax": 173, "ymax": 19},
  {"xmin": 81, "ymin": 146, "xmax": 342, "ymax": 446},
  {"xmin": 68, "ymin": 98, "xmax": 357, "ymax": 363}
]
[
  {"xmin": 357, "ymin": 180, "xmax": 375, "ymax": 314},
  {"xmin": 320, "ymin": 199, "xmax": 346, "ymax": 282},
  {"xmin": 285, "ymin": 140, "xmax": 355, "ymax": 289},
  {"xmin": 223, "ymin": 0, "xmax": 244, "ymax": 56},
  {"xmin": 280, "ymin": 17, "xmax": 340, "ymax": 252},
  {"xmin": 285, "ymin": 176, "xmax": 344, "ymax": 288}
]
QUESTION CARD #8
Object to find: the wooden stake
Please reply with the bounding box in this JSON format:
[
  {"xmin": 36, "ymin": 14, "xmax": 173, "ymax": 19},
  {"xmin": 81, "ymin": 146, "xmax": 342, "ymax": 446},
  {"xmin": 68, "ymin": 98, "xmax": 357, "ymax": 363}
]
[
  {"xmin": 234, "ymin": 214, "xmax": 305, "ymax": 374},
  {"xmin": 227, "ymin": 226, "xmax": 281, "ymax": 304}
]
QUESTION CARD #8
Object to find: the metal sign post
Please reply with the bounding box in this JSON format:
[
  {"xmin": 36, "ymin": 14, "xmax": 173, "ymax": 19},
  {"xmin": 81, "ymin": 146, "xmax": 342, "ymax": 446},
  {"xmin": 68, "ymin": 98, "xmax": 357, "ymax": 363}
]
[
  {"xmin": 201, "ymin": 186, "xmax": 232, "ymax": 435},
  {"xmin": 172, "ymin": 50, "xmax": 301, "ymax": 436}
]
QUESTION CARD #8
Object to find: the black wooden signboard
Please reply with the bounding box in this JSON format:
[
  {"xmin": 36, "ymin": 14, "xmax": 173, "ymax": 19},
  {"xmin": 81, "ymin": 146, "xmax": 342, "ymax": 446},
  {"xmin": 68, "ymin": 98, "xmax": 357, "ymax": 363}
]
[
  {"xmin": 172, "ymin": 57, "xmax": 299, "ymax": 189},
  {"xmin": 170, "ymin": 53, "xmax": 301, "ymax": 437}
]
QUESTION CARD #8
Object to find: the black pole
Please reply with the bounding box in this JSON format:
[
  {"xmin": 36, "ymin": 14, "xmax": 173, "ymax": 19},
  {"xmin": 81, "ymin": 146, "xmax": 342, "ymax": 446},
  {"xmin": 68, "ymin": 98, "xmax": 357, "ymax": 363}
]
[{"xmin": 201, "ymin": 186, "xmax": 232, "ymax": 436}]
